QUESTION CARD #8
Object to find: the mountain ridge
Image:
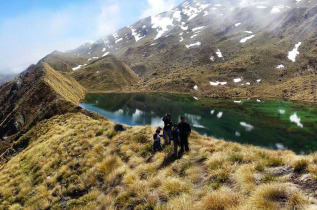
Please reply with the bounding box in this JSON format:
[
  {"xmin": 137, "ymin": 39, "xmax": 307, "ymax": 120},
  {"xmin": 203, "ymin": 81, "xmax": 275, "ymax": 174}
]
[{"xmin": 0, "ymin": 62, "xmax": 87, "ymax": 157}]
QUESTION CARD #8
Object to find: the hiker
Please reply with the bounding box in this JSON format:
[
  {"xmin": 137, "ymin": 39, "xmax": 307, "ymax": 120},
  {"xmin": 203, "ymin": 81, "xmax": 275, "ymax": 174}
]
[
  {"xmin": 162, "ymin": 114, "xmax": 172, "ymax": 145},
  {"xmin": 171, "ymin": 124, "xmax": 180, "ymax": 158},
  {"xmin": 178, "ymin": 116, "xmax": 191, "ymax": 153},
  {"xmin": 153, "ymin": 128, "xmax": 163, "ymax": 152}
]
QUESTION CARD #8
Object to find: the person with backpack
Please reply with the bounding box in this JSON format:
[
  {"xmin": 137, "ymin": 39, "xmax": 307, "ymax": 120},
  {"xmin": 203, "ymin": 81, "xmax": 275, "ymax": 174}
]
[
  {"xmin": 171, "ymin": 124, "xmax": 180, "ymax": 158},
  {"xmin": 153, "ymin": 128, "xmax": 163, "ymax": 152},
  {"xmin": 178, "ymin": 116, "xmax": 191, "ymax": 153},
  {"xmin": 162, "ymin": 114, "xmax": 172, "ymax": 146}
]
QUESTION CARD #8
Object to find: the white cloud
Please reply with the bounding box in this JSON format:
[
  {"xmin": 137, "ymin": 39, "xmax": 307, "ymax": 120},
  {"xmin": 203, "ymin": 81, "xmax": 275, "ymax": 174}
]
[
  {"xmin": 140, "ymin": 0, "xmax": 177, "ymax": 18},
  {"xmin": 96, "ymin": 3, "xmax": 121, "ymax": 37},
  {"xmin": 0, "ymin": 0, "xmax": 120, "ymax": 74}
]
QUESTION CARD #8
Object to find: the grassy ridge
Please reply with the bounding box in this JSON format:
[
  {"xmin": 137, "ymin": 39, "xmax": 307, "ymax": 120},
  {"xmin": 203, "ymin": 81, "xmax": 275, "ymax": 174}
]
[
  {"xmin": 44, "ymin": 63, "xmax": 86, "ymax": 105},
  {"xmin": 1, "ymin": 113, "xmax": 316, "ymax": 209}
]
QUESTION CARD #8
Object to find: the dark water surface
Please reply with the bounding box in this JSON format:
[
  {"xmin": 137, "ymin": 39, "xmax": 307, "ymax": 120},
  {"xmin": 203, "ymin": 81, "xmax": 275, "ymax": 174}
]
[{"xmin": 81, "ymin": 93, "xmax": 317, "ymax": 154}]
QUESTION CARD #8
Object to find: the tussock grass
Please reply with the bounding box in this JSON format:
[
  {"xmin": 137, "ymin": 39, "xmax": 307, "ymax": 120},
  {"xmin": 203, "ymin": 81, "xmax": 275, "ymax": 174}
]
[
  {"xmin": 0, "ymin": 113, "xmax": 316, "ymax": 209},
  {"xmin": 247, "ymin": 184, "xmax": 308, "ymax": 210},
  {"xmin": 293, "ymin": 159, "xmax": 309, "ymax": 173},
  {"xmin": 198, "ymin": 187, "xmax": 241, "ymax": 210}
]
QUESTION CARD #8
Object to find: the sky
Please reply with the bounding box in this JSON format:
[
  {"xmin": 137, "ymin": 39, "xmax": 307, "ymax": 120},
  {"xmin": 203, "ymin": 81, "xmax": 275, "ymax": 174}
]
[{"xmin": 0, "ymin": 0, "xmax": 183, "ymax": 74}]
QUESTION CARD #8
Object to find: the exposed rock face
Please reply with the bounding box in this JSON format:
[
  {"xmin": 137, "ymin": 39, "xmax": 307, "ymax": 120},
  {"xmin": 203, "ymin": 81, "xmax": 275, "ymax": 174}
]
[{"xmin": 0, "ymin": 62, "xmax": 86, "ymax": 155}]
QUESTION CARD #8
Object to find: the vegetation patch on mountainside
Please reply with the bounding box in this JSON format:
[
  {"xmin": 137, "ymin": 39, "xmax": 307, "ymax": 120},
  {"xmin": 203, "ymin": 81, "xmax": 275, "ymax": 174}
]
[
  {"xmin": 71, "ymin": 55, "xmax": 139, "ymax": 91},
  {"xmin": 1, "ymin": 112, "xmax": 316, "ymax": 209},
  {"xmin": 43, "ymin": 63, "xmax": 86, "ymax": 105}
]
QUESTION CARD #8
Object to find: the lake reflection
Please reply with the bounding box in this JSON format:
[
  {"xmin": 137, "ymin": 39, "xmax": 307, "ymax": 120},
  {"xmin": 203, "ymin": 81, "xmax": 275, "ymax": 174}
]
[{"xmin": 81, "ymin": 93, "xmax": 317, "ymax": 154}]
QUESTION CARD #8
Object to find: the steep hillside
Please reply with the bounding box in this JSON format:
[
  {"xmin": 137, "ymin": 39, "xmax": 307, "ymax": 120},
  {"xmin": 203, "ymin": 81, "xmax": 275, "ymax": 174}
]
[
  {"xmin": 0, "ymin": 62, "xmax": 86, "ymax": 156},
  {"xmin": 0, "ymin": 112, "xmax": 316, "ymax": 209},
  {"xmin": 66, "ymin": 0, "xmax": 317, "ymax": 101},
  {"xmin": 71, "ymin": 55, "xmax": 139, "ymax": 91}
]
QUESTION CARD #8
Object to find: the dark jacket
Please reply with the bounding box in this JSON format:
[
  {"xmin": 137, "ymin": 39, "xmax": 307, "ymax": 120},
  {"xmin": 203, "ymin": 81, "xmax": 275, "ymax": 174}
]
[
  {"xmin": 178, "ymin": 122, "xmax": 191, "ymax": 138},
  {"xmin": 162, "ymin": 116, "xmax": 172, "ymax": 131},
  {"xmin": 153, "ymin": 133, "xmax": 162, "ymax": 150},
  {"xmin": 171, "ymin": 129, "xmax": 180, "ymax": 144}
]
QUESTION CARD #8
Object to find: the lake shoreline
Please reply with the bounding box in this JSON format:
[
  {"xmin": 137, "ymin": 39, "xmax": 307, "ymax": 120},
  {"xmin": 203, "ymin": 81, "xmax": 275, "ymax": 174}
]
[{"xmin": 86, "ymin": 89, "xmax": 317, "ymax": 104}]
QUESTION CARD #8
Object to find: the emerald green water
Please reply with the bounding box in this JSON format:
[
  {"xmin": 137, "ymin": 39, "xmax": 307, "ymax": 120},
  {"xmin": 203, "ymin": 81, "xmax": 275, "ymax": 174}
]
[{"xmin": 81, "ymin": 93, "xmax": 317, "ymax": 154}]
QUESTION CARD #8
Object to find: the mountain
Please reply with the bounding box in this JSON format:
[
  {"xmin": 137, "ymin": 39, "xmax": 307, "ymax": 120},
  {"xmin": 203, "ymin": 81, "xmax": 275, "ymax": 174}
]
[
  {"xmin": 71, "ymin": 55, "xmax": 139, "ymax": 91},
  {"xmin": 65, "ymin": 0, "xmax": 317, "ymax": 101},
  {"xmin": 0, "ymin": 62, "xmax": 86, "ymax": 156},
  {"xmin": 0, "ymin": 74, "xmax": 16, "ymax": 86}
]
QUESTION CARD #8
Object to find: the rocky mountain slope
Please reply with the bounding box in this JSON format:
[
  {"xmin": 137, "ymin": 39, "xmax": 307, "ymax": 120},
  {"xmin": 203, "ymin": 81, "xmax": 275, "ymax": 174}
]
[
  {"xmin": 0, "ymin": 62, "xmax": 87, "ymax": 157},
  {"xmin": 63, "ymin": 0, "xmax": 316, "ymax": 101}
]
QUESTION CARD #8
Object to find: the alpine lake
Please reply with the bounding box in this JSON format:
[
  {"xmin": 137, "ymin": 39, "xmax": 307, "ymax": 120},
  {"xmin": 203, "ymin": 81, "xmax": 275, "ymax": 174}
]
[{"xmin": 81, "ymin": 93, "xmax": 317, "ymax": 154}]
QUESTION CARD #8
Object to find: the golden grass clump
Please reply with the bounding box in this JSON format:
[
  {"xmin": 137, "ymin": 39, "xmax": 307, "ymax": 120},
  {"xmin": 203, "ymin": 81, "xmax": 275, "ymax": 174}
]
[
  {"xmin": 84, "ymin": 130, "xmax": 95, "ymax": 138},
  {"xmin": 198, "ymin": 187, "xmax": 241, "ymax": 210},
  {"xmin": 234, "ymin": 164, "xmax": 256, "ymax": 193},
  {"xmin": 163, "ymin": 177, "xmax": 191, "ymax": 196},
  {"xmin": 309, "ymin": 164, "xmax": 317, "ymax": 180},
  {"xmin": 293, "ymin": 158, "xmax": 309, "ymax": 173},
  {"xmin": 248, "ymin": 183, "xmax": 307, "ymax": 210}
]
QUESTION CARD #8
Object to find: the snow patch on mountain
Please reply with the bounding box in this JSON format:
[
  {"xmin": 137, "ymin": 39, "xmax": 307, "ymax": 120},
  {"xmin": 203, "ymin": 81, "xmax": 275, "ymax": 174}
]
[
  {"xmin": 186, "ymin": 42, "xmax": 201, "ymax": 48},
  {"xmin": 182, "ymin": 1, "xmax": 210, "ymax": 21},
  {"xmin": 235, "ymin": 23, "xmax": 241, "ymax": 27},
  {"xmin": 192, "ymin": 26, "xmax": 206, "ymax": 32},
  {"xmin": 173, "ymin": 10, "xmax": 182, "ymax": 22},
  {"xmin": 216, "ymin": 49, "xmax": 223, "ymax": 58},
  {"xmin": 115, "ymin": 38, "xmax": 123, "ymax": 43},
  {"xmin": 128, "ymin": 26, "xmax": 145, "ymax": 42},
  {"xmin": 234, "ymin": 78, "xmax": 242, "ymax": 83},
  {"xmin": 151, "ymin": 15, "xmax": 174, "ymax": 40},
  {"xmin": 72, "ymin": 64, "xmax": 87, "ymax": 71},
  {"xmin": 102, "ymin": 52, "xmax": 110, "ymax": 57},
  {"xmin": 277, "ymin": 64, "xmax": 285, "ymax": 69},
  {"xmin": 240, "ymin": 35, "xmax": 255, "ymax": 43},
  {"xmin": 271, "ymin": 5, "xmax": 285, "ymax": 14},
  {"xmin": 288, "ymin": 42, "xmax": 301, "ymax": 62},
  {"xmin": 210, "ymin": 81, "xmax": 227, "ymax": 86}
]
